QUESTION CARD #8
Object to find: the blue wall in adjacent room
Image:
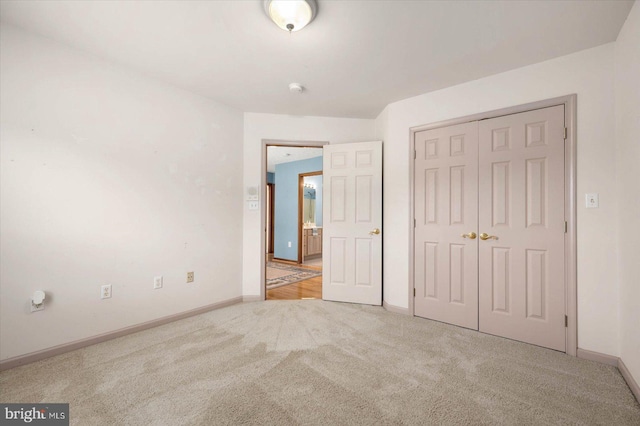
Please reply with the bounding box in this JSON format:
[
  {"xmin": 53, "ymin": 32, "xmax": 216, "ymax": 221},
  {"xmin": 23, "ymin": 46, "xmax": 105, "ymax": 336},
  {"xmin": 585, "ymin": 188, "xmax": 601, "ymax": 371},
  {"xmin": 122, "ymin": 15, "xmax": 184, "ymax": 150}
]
[
  {"xmin": 266, "ymin": 172, "xmax": 275, "ymax": 184},
  {"xmin": 274, "ymin": 156, "xmax": 322, "ymax": 261}
]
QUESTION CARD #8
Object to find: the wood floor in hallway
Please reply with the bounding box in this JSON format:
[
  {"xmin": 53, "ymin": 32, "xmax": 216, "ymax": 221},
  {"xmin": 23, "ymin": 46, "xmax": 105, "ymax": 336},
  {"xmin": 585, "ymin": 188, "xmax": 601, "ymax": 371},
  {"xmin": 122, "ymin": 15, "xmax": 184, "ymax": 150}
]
[{"xmin": 266, "ymin": 261, "xmax": 322, "ymax": 300}]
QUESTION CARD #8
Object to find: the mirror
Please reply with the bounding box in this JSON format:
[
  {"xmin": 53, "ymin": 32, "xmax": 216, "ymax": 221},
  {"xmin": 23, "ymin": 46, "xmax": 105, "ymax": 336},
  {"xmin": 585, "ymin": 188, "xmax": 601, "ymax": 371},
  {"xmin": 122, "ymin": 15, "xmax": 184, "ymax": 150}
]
[
  {"xmin": 303, "ymin": 184, "xmax": 316, "ymax": 225},
  {"xmin": 302, "ymin": 175, "xmax": 322, "ymax": 227}
]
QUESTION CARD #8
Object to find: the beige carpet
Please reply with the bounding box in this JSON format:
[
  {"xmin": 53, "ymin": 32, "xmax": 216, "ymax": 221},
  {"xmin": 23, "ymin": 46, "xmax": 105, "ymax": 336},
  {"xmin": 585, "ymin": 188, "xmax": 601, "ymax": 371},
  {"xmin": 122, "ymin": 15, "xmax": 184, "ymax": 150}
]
[{"xmin": 1, "ymin": 300, "xmax": 639, "ymax": 425}]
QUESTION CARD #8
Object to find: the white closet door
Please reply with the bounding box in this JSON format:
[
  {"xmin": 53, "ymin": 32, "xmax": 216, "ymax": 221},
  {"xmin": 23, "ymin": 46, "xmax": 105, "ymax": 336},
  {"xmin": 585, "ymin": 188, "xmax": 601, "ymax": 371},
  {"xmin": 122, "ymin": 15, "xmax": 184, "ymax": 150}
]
[
  {"xmin": 478, "ymin": 105, "xmax": 566, "ymax": 351},
  {"xmin": 414, "ymin": 122, "xmax": 479, "ymax": 330}
]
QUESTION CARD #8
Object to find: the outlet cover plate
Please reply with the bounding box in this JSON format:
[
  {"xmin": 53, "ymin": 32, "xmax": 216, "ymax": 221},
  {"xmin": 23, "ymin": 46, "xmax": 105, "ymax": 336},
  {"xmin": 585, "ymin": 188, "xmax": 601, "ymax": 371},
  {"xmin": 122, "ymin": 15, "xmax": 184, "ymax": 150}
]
[
  {"xmin": 187, "ymin": 272, "xmax": 194, "ymax": 283},
  {"xmin": 101, "ymin": 284, "xmax": 112, "ymax": 299},
  {"xmin": 30, "ymin": 302, "xmax": 44, "ymax": 313},
  {"xmin": 154, "ymin": 276, "xmax": 163, "ymax": 289}
]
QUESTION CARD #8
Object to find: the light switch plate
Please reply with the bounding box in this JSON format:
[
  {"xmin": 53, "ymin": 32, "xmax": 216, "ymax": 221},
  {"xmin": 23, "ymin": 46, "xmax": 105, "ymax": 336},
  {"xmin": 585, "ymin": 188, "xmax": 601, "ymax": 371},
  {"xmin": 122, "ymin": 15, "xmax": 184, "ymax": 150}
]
[
  {"xmin": 153, "ymin": 276, "xmax": 163, "ymax": 289},
  {"xmin": 585, "ymin": 193, "xmax": 599, "ymax": 208},
  {"xmin": 246, "ymin": 186, "xmax": 259, "ymax": 201}
]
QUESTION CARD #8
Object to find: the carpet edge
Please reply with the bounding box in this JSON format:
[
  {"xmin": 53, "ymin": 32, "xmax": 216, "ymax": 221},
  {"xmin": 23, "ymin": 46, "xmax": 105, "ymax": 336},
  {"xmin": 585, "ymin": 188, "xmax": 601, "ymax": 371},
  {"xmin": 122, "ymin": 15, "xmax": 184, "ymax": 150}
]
[
  {"xmin": 383, "ymin": 300, "xmax": 410, "ymax": 315},
  {"xmin": 619, "ymin": 358, "xmax": 640, "ymax": 404},
  {"xmin": 576, "ymin": 348, "xmax": 619, "ymax": 366},
  {"xmin": 0, "ymin": 296, "xmax": 243, "ymax": 371},
  {"xmin": 577, "ymin": 348, "xmax": 640, "ymax": 404}
]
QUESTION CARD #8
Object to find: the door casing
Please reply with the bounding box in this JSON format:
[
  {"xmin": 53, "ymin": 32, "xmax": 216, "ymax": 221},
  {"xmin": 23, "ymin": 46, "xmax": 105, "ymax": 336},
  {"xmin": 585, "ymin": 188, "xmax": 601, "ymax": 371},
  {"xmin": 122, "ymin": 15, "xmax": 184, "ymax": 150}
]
[
  {"xmin": 408, "ymin": 95, "xmax": 577, "ymax": 356},
  {"xmin": 267, "ymin": 183, "xmax": 275, "ymax": 255}
]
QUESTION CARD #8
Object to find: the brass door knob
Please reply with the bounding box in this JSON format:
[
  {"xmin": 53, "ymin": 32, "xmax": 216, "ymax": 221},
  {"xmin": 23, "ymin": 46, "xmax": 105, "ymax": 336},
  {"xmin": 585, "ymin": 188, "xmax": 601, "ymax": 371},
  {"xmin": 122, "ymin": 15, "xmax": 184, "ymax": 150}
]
[
  {"xmin": 479, "ymin": 233, "xmax": 499, "ymax": 241},
  {"xmin": 461, "ymin": 232, "xmax": 477, "ymax": 239},
  {"xmin": 369, "ymin": 228, "xmax": 381, "ymax": 235}
]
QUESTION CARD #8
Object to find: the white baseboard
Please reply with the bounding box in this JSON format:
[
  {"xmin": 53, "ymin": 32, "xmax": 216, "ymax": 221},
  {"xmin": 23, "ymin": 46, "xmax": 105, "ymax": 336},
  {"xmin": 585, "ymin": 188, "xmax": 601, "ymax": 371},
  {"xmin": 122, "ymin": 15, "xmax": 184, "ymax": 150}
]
[
  {"xmin": 242, "ymin": 295, "xmax": 263, "ymax": 302},
  {"xmin": 576, "ymin": 348, "xmax": 619, "ymax": 366},
  {"xmin": 577, "ymin": 348, "xmax": 639, "ymax": 403},
  {"xmin": 618, "ymin": 358, "xmax": 640, "ymax": 403},
  {"xmin": 0, "ymin": 296, "xmax": 243, "ymax": 371},
  {"xmin": 383, "ymin": 300, "xmax": 410, "ymax": 315}
]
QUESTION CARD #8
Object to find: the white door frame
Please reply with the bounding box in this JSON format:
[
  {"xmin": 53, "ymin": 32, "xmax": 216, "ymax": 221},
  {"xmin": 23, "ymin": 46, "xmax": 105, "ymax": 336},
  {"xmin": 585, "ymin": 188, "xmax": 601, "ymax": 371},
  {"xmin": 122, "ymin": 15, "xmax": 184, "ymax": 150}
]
[
  {"xmin": 260, "ymin": 139, "xmax": 328, "ymax": 301},
  {"xmin": 408, "ymin": 95, "xmax": 578, "ymax": 356}
]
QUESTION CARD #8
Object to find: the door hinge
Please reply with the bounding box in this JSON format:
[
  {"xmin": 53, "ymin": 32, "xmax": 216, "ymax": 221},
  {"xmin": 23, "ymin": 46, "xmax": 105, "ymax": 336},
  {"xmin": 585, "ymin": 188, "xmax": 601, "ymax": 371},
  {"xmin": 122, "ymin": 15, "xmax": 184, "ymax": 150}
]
[
  {"xmin": 565, "ymin": 315, "xmax": 568, "ymax": 327},
  {"xmin": 414, "ymin": 288, "xmax": 416, "ymax": 297},
  {"xmin": 564, "ymin": 127, "xmax": 568, "ymax": 140},
  {"xmin": 414, "ymin": 218, "xmax": 417, "ymax": 228},
  {"xmin": 564, "ymin": 221, "xmax": 568, "ymax": 233},
  {"xmin": 414, "ymin": 150, "xmax": 417, "ymax": 159}
]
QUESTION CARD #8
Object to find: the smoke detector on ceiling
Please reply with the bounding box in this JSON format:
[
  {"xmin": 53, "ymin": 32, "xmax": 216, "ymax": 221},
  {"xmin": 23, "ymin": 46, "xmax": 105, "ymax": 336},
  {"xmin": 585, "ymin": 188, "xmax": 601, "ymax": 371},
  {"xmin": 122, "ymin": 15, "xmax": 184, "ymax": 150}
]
[{"xmin": 289, "ymin": 83, "xmax": 304, "ymax": 93}]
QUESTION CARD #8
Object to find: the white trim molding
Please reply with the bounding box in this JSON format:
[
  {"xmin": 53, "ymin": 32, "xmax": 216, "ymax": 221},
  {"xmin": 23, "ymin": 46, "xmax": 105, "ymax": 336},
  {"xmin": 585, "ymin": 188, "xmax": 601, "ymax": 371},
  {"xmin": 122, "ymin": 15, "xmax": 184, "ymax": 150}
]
[
  {"xmin": 0, "ymin": 296, "xmax": 243, "ymax": 371},
  {"xmin": 577, "ymin": 348, "xmax": 640, "ymax": 403},
  {"xmin": 383, "ymin": 300, "xmax": 410, "ymax": 315},
  {"xmin": 576, "ymin": 348, "xmax": 619, "ymax": 366},
  {"xmin": 618, "ymin": 358, "xmax": 640, "ymax": 403}
]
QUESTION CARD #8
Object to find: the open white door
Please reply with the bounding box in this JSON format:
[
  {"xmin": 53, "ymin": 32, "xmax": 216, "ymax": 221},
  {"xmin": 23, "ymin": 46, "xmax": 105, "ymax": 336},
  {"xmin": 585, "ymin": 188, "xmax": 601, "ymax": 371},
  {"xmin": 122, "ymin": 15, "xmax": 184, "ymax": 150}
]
[{"xmin": 322, "ymin": 141, "xmax": 382, "ymax": 305}]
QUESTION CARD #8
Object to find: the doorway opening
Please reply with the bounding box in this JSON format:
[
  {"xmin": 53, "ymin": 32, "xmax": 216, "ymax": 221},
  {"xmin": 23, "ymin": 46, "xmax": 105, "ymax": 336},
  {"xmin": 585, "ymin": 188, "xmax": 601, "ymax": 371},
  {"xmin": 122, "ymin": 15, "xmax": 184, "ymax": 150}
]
[{"xmin": 265, "ymin": 144, "xmax": 324, "ymax": 300}]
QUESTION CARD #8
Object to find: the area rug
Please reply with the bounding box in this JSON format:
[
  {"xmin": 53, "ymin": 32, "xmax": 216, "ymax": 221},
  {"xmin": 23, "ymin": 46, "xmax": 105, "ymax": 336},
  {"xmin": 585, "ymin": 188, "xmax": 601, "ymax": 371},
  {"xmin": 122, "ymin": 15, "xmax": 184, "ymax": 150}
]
[{"xmin": 266, "ymin": 262, "xmax": 321, "ymax": 289}]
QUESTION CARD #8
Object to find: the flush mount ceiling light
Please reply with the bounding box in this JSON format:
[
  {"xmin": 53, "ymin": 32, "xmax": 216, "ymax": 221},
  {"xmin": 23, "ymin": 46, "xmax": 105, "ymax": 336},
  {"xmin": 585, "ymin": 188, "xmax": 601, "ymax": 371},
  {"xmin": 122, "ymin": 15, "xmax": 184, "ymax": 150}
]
[{"xmin": 264, "ymin": 0, "xmax": 318, "ymax": 32}]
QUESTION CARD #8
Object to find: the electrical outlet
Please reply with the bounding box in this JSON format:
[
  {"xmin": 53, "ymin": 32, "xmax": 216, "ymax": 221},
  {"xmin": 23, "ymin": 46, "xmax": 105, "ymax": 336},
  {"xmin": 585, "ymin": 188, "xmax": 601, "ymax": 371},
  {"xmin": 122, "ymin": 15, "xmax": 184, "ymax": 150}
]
[
  {"xmin": 30, "ymin": 290, "xmax": 46, "ymax": 312},
  {"xmin": 101, "ymin": 284, "xmax": 112, "ymax": 299},
  {"xmin": 186, "ymin": 272, "xmax": 194, "ymax": 283},
  {"xmin": 154, "ymin": 276, "xmax": 163, "ymax": 289},
  {"xmin": 288, "ymin": 241, "xmax": 292, "ymax": 248}
]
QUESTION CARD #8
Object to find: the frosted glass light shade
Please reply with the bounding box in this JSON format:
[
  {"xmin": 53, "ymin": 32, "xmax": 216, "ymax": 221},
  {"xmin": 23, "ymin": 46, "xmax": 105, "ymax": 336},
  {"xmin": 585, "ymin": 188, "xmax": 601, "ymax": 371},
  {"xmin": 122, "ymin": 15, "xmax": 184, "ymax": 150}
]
[{"xmin": 265, "ymin": 0, "xmax": 318, "ymax": 32}]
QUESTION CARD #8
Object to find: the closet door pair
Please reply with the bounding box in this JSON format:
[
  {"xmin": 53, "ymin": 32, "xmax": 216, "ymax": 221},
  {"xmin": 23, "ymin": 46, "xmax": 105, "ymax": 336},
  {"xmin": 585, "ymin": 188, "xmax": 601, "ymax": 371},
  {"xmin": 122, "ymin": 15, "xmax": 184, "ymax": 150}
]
[{"xmin": 414, "ymin": 105, "xmax": 566, "ymax": 352}]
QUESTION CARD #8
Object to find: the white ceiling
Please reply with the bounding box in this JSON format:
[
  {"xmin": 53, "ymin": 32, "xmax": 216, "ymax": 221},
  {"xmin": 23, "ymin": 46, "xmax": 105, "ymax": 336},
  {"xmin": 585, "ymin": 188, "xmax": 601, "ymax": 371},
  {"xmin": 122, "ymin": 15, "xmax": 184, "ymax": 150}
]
[
  {"xmin": 0, "ymin": 0, "xmax": 634, "ymax": 119},
  {"xmin": 267, "ymin": 146, "xmax": 322, "ymax": 173}
]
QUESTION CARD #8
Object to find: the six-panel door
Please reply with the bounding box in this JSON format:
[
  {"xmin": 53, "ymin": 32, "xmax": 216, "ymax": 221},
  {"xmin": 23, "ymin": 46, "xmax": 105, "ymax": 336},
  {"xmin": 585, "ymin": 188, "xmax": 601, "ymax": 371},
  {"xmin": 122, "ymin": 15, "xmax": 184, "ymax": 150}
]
[
  {"xmin": 414, "ymin": 105, "xmax": 566, "ymax": 352},
  {"xmin": 478, "ymin": 105, "xmax": 566, "ymax": 351},
  {"xmin": 323, "ymin": 141, "xmax": 383, "ymax": 306},
  {"xmin": 414, "ymin": 122, "xmax": 479, "ymax": 329}
]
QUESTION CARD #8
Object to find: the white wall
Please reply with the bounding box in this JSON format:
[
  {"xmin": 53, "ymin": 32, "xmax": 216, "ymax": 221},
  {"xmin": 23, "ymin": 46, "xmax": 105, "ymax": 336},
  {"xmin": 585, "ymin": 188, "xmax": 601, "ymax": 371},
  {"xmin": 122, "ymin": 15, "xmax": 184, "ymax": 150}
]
[
  {"xmin": 376, "ymin": 43, "xmax": 620, "ymax": 356},
  {"xmin": 0, "ymin": 25, "xmax": 244, "ymax": 361},
  {"xmin": 615, "ymin": 2, "xmax": 640, "ymax": 383},
  {"xmin": 242, "ymin": 113, "xmax": 375, "ymax": 297},
  {"xmin": 2, "ymin": 12, "xmax": 632, "ymax": 370}
]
